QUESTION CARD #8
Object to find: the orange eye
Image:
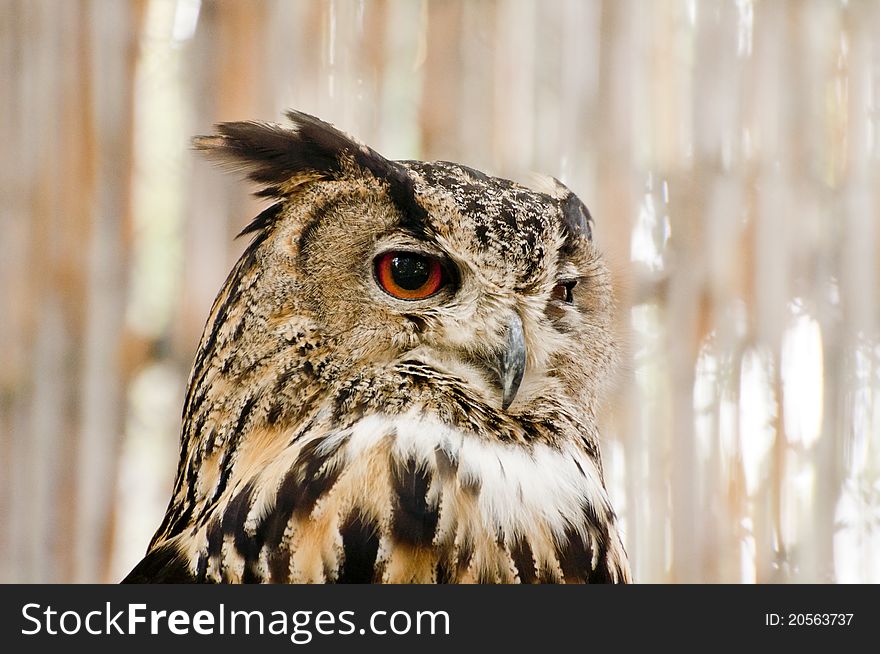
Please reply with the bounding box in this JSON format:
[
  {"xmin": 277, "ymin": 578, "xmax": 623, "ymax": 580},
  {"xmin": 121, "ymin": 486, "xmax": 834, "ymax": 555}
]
[{"xmin": 375, "ymin": 251, "xmax": 445, "ymax": 300}]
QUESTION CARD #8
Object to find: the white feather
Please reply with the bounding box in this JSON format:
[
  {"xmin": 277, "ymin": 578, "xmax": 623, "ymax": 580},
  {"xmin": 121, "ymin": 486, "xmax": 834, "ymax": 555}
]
[{"xmin": 345, "ymin": 411, "xmax": 610, "ymax": 541}]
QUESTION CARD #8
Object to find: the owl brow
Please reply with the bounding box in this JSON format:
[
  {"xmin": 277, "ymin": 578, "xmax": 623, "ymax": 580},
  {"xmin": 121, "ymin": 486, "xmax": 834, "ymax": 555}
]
[
  {"xmin": 278, "ymin": 112, "xmax": 430, "ymax": 240},
  {"xmin": 391, "ymin": 219, "xmax": 433, "ymax": 244},
  {"xmin": 386, "ymin": 182, "xmax": 430, "ymax": 240}
]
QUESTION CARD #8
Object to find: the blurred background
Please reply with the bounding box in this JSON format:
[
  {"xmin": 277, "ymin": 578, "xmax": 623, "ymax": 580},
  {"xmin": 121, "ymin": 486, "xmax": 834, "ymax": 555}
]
[{"xmin": 2, "ymin": 0, "xmax": 879, "ymax": 584}]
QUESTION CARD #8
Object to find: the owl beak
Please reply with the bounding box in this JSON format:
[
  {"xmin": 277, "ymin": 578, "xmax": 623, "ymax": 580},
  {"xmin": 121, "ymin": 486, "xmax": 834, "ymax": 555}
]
[{"xmin": 496, "ymin": 313, "xmax": 526, "ymax": 411}]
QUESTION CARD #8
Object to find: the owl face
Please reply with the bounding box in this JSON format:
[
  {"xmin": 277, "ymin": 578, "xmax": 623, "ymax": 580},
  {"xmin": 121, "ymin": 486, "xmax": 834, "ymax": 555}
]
[{"xmin": 211, "ymin": 118, "xmax": 616, "ymax": 421}]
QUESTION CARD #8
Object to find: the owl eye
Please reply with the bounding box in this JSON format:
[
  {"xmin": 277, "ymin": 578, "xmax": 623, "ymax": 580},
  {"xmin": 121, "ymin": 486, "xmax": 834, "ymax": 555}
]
[
  {"xmin": 375, "ymin": 251, "xmax": 446, "ymax": 300},
  {"xmin": 552, "ymin": 280, "xmax": 577, "ymax": 303}
]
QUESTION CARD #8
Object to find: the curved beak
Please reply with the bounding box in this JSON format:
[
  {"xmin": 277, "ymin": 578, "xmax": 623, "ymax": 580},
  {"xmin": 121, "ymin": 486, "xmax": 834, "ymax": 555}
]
[{"xmin": 493, "ymin": 313, "xmax": 526, "ymax": 410}]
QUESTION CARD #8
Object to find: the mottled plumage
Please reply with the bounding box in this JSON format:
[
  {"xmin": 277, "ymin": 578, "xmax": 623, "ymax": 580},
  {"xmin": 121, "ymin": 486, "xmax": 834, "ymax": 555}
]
[{"xmin": 124, "ymin": 111, "xmax": 630, "ymax": 584}]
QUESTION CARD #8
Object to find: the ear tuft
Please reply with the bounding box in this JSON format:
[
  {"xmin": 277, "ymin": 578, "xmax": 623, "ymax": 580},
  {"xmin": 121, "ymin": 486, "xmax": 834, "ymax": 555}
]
[{"xmin": 192, "ymin": 111, "xmax": 393, "ymax": 198}]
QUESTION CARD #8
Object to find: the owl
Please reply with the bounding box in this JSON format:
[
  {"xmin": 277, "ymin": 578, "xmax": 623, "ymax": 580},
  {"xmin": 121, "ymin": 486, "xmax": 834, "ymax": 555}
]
[{"xmin": 123, "ymin": 111, "xmax": 630, "ymax": 584}]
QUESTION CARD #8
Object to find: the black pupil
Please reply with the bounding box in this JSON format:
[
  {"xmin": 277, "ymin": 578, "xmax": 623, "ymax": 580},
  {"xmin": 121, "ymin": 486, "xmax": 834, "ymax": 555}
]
[
  {"xmin": 391, "ymin": 254, "xmax": 431, "ymax": 290},
  {"xmin": 554, "ymin": 282, "xmax": 575, "ymax": 303}
]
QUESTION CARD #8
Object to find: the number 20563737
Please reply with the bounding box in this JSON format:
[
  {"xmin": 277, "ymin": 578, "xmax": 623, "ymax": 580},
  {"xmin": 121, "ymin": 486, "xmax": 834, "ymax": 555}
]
[{"xmin": 764, "ymin": 613, "xmax": 854, "ymax": 626}]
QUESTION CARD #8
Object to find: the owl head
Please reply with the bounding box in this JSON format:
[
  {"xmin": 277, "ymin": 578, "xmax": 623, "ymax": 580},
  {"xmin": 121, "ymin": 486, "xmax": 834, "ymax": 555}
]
[
  {"xmin": 191, "ymin": 111, "xmax": 617, "ymax": 442},
  {"xmin": 129, "ymin": 111, "xmax": 629, "ymax": 583}
]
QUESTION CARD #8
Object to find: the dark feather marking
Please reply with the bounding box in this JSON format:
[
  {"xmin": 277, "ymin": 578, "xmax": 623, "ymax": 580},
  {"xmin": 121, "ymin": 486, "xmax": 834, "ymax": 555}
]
[
  {"xmin": 223, "ymin": 482, "xmax": 259, "ymax": 567},
  {"xmin": 185, "ymin": 382, "xmax": 211, "ymax": 424},
  {"xmin": 403, "ymin": 313, "xmax": 428, "ymax": 334},
  {"xmin": 435, "ymin": 560, "xmax": 453, "ymax": 584},
  {"xmin": 331, "ymin": 381, "xmax": 356, "ymax": 416},
  {"xmin": 336, "ymin": 512, "xmax": 380, "ymax": 583},
  {"xmin": 241, "ymin": 563, "xmax": 261, "ymax": 584},
  {"xmin": 258, "ymin": 471, "xmax": 300, "ymax": 582},
  {"xmin": 207, "ymin": 449, "xmax": 235, "ymax": 507},
  {"xmin": 230, "ymin": 315, "xmax": 247, "ymax": 342},
  {"xmin": 330, "ymin": 383, "xmax": 367, "ymax": 427},
  {"xmin": 388, "ymin": 181, "xmax": 429, "ymax": 240},
  {"xmin": 291, "ymin": 436, "xmax": 346, "ymax": 517},
  {"xmin": 587, "ymin": 545, "xmax": 614, "ymax": 584},
  {"xmin": 159, "ymin": 508, "xmax": 193, "ymax": 548},
  {"xmin": 510, "ymin": 536, "xmax": 537, "ymax": 584},
  {"xmin": 267, "ymin": 402, "xmax": 283, "ymax": 425},
  {"xmin": 195, "ymin": 551, "xmax": 208, "ymax": 583},
  {"xmin": 535, "ymin": 560, "xmax": 559, "ymax": 584},
  {"xmin": 152, "ymin": 436, "xmax": 203, "ymax": 542},
  {"xmin": 558, "ymin": 526, "xmax": 593, "ymax": 583},
  {"xmin": 456, "ymin": 538, "xmax": 474, "ymax": 578},
  {"xmin": 433, "ymin": 542, "xmax": 455, "ymax": 584},
  {"xmin": 121, "ymin": 543, "xmax": 196, "ymax": 584},
  {"xmin": 583, "ymin": 501, "xmax": 615, "ymax": 584},
  {"xmin": 286, "ymin": 417, "xmax": 316, "ymax": 447},
  {"xmin": 323, "ymin": 558, "xmax": 339, "ymax": 583},
  {"xmin": 254, "ymin": 185, "xmax": 282, "ymax": 198},
  {"xmin": 206, "ymin": 516, "xmax": 223, "ymax": 561},
  {"xmin": 268, "ymin": 549, "xmax": 292, "ymax": 584},
  {"xmin": 257, "ymin": 501, "xmax": 294, "ymax": 551},
  {"xmin": 231, "ymin": 395, "xmax": 258, "ymax": 439},
  {"xmin": 189, "ymin": 411, "xmax": 208, "ymax": 444},
  {"xmin": 390, "ymin": 455, "xmax": 439, "ymax": 547},
  {"xmin": 552, "ymin": 319, "xmax": 574, "ymax": 335},
  {"xmin": 559, "ymin": 187, "xmax": 593, "ymax": 245},
  {"xmin": 237, "ymin": 202, "xmax": 284, "ymax": 239},
  {"xmin": 250, "ymin": 432, "xmax": 347, "ymax": 579},
  {"xmin": 160, "ymin": 462, "xmax": 199, "ymax": 540},
  {"xmin": 259, "ymin": 433, "xmax": 348, "ymax": 583},
  {"xmin": 581, "ymin": 500, "xmax": 609, "ymax": 548},
  {"xmin": 257, "ymin": 472, "xmax": 303, "ymax": 552},
  {"xmin": 216, "ymin": 482, "xmax": 267, "ymax": 582}
]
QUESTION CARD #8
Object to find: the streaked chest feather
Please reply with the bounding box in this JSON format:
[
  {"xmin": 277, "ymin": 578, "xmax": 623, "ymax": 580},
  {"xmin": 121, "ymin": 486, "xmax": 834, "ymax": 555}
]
[{"xmin": 167, "ymin": 413, "xmax": 629, "ymax": 583}]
